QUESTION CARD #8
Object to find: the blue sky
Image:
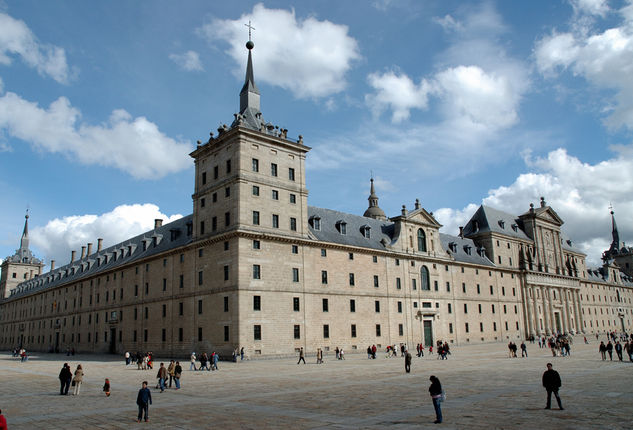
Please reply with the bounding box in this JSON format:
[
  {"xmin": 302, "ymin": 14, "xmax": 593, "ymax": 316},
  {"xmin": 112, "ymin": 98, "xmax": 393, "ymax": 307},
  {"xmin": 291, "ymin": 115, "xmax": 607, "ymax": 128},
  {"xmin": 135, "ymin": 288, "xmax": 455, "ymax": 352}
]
[{"xmin": 1, "ymin": 0, "xmax": 632, "ymax": 269}]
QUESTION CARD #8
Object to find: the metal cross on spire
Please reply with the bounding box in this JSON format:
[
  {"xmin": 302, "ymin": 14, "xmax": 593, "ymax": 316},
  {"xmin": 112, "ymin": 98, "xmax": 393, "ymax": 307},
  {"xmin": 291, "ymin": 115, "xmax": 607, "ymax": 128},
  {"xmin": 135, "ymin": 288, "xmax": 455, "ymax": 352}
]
[{"xmin": 245, "ymin": 20, "xmax": 255, "ymax": 41}]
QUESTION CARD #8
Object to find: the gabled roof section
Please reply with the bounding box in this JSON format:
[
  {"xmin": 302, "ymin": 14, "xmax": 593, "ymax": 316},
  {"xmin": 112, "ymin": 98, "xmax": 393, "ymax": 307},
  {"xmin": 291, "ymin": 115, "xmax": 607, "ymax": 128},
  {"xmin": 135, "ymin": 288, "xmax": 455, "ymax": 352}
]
[
  {"xmin": 308, "ymin": 206, "xmax": 395, "ymax": 250},
  {"xmin": 520, "ymin": 205, "xmax": 564, "ymax": 226},
  {"xmin": 439, "ymin": 233, "xmax": 495, "ymax": 266},
  {"xmin": 463, "ymin": 205, "xmax": 531, "ymax": 241},
  {"xmin": 391, "ymin": 204, "xmax": 442, "ymax": 228}
]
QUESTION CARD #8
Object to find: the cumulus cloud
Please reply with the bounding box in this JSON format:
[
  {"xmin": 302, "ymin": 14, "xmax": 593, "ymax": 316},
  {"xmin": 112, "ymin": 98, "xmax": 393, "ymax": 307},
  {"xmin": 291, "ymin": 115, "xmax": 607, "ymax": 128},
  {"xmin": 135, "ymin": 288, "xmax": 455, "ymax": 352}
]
[
  {"xmin": 198, "ymin": 3, "xmax": 360, "ymax": 99},
  {"xmin": 0, "ymin": 90, "xmax": 192, "ymax": 179},
  {"xmin": 31, "ymin": 204, "xmax": 183, "ymax": 268},
  {"xmin": 570, "ymin": 0, "xmax": 610, "ymax": 17},
  {"xmin": 535, "ymin": 1, "xmax": 633, "ymax": 130},
  {"xmin": 0, "ymin": 12, "xmax": 72, "ymax": 83},
  {"xmin": 435, "ymin": 146, "xmax": 633, "ymax": 267},
  {"xmin": 169, "ymin": 50, "xmax": 203, "ymax": 71},
  {"xmin": 366, "ymin": 71, "xmax": 431, "ymax": 122}
]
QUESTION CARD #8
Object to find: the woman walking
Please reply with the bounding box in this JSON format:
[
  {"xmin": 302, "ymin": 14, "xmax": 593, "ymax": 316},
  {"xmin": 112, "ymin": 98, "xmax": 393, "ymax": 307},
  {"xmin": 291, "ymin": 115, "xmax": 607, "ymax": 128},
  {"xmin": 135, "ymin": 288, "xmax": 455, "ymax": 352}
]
[
  {"xmin": 72, "ymin": 364, "xmax": 84, "ymax": 395},
  {"xmin": 429, "ymin": 375, "xmax": 443, "ymax": 424}
]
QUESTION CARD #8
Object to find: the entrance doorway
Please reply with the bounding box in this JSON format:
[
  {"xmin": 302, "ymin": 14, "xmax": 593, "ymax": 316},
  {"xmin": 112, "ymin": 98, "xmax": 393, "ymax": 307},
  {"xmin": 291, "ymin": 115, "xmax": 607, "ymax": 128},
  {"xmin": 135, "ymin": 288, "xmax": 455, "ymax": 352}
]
[
  {"xmin": 554, "ymin": 312, "xmax": 562, "ymax": 333},
  {"xmin": 109, "ymin": 328, "xmax": 116, "ymax": 354},
  {"xmin": 423, "ymin": 320, "xmax": 433, "ymax": 347}
]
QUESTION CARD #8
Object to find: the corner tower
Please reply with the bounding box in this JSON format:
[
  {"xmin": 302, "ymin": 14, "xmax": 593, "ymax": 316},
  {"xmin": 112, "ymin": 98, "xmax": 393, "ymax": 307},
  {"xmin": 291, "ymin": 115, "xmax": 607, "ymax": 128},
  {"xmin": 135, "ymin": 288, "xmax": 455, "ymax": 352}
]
[{"xmin": 0, "ymin": 212, "xmax": 44, "ymax": 298}]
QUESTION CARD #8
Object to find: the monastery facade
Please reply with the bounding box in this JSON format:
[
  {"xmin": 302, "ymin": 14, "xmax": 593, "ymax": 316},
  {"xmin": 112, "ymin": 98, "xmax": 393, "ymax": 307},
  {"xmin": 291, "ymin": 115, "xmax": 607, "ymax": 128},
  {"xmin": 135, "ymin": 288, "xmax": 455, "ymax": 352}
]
[{"xmin": 2, "ymin": 41, "xmax": 633, "ymax": 357}]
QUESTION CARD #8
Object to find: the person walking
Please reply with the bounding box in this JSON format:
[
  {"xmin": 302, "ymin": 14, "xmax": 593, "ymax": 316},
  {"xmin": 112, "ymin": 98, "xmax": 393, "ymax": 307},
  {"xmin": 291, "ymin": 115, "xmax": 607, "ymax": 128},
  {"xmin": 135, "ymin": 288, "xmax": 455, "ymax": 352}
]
[
  {"xmin": 167, "ymin": 360, "xmax": 175, "ymax": 388},
  {"xmin": 157, "ymin": 362, "xmax": 168, "ymax": 393},
  {"xmin": 174, "ymin": 361, "xmax": 182, "ymax": 389},
  {"xmin": 297, "ymin": 347, "xmax": 306, "ymax": 364},
  {"xmin": 59, "ymin": 363, "xmax": 72, "ymax": 395},
  {"xmin": 136, "ymin": 381, "xmax": 152, "ymax": 422},
  {"xmin": 542, "ymin": 363, "xmax": 563, "ymax": 410},
  {"xmin": 405, "ymin": 351, "xmax": 412, "ymax": 373},
  {"xmin": 212, "ymin": 351, "xmax": 219, "ymax": 370},
  {"xmin": 103, "ymin": 378, "xmax": 111, "ymax": 396},
  {"xmin": 429, "ymin": 375, "xmax": 443, "ymax": 424},
  {"xmin": 240, "ymin": 347, "xmax": 245, "ymax": 361},
  {"xmin": 606, "ymin": 341, "xmax": 614, "ymax": 361},
  {"xmin": 190, "ymin": 352, "xmax": 197, "ymax": 371},
  {"xmin": 72, "ymin": 364, "xmax": 84, "ymax": 396},
  {"xmin": 520, "ymin": 342, "xmax": 528, "ymax": 357},
  {"xmin": 125, "ymin": 351, "xmax": 130, "ymax": 365},
  {"xmin": 615, "ymin": 341, "xmax": 623, "ymax": 361},
  {"xmin": 599, "ymin": 341, "xmax": 607, "ymax": 360}
]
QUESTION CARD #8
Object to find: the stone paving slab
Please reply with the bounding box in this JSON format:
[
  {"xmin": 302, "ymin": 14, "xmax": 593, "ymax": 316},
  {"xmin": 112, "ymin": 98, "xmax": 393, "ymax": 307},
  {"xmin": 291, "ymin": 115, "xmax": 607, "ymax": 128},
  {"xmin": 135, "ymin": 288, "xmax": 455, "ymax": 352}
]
[{"xmin": 1, "ymin": 337, "xmax": 632, "ymax": 429}]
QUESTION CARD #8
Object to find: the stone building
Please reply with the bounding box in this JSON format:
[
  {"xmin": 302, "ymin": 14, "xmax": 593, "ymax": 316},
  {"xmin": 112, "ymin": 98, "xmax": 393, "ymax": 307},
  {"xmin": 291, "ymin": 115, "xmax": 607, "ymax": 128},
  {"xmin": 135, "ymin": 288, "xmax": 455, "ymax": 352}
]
[{"xmin": 1, "ymin": 40, "xmax": 632, "ymax": 357}]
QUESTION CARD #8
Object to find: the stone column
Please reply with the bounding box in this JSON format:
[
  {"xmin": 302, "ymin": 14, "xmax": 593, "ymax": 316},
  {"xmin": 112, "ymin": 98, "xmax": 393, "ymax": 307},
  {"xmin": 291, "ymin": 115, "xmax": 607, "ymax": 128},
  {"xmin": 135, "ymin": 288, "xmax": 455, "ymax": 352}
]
[
  {"xmin": 525, "ymin": 286, "xmax": 534, "ymax": 337},
  {"xmin": 575, "ymin": 290, "xmax": 584, "ymax": 333},
  {"xmin": 547, "ymin": 288, "xmax": 556, "ymax": 334},
  {"xmin": 541, "ymin": 286, "xmax": 550, "ymax": 334},
  {"xmin": 559, "ymin": 288, "xmax": 568, "ymax": 333},
  {"xmin": 563, "ymin": 289, "xmax": 572, "ymax": 333}
]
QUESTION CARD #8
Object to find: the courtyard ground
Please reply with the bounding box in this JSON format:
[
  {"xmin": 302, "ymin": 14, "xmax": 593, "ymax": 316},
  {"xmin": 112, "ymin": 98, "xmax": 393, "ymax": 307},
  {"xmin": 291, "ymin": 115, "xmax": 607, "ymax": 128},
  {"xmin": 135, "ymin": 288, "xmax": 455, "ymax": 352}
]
[{"xmin": 0, "ymin": 336, "xmax": 631, "ymax": 429}]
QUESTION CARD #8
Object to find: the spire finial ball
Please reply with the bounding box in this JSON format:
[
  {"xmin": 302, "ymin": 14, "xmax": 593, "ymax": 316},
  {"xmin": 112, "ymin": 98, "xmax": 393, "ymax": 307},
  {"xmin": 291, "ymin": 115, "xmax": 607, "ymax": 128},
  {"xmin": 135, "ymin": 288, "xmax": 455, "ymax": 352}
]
[{"xmin": 246, "ymin": 40, "xmax": 254, "ymax": 50}]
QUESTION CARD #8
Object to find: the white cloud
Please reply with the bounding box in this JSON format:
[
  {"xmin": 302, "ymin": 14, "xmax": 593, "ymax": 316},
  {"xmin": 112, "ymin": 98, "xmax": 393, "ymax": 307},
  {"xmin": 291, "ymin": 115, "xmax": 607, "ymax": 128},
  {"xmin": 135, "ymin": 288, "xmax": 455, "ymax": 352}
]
[
  {"xmin": 535, "ymin": 2, "xmax": 633, "ymax": 130},
  {"xmin": 0, "ymin": 90, "xmax": 192, "ymax": 179},
  {"xmin": 169, "ymin": 50, "xmax": 203, "ymax": 72},
  {"xmin": 198, "ymin": 3, "xmax": 360, "ymax": 99},
  {"xmin": 366, "ymin": 71, "xmax": 431, "ymax": 122},
  {"xmin": 31, "ymin": 204, "xmax": 183, "ymax": 268},
  {"xmin": 570, "ymin": 0, "xmax": 610, "ymax": 17},
  {"xmin": 435, "ymin": 146, "xmax": 633, "ymax": 267},
  {"xmin": 0, "ymin": 12, "xmax": 71, "ymax": 83}
]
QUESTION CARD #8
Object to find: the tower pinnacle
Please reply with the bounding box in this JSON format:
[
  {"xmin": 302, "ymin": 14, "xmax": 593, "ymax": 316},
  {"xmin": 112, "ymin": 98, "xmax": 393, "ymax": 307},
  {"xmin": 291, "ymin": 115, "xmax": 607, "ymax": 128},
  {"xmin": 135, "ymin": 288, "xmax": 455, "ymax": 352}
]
[{"xmin": 363, "ymin": 177, "xmax": 387, "ymax": 220}]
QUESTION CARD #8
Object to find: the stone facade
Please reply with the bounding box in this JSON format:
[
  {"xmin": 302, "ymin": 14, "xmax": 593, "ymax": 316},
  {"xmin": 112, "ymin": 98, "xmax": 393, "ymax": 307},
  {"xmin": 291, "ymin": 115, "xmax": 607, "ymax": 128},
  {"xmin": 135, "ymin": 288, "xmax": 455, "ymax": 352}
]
[{"xmin": 1, "ymin": 41, "xmax": 633, "ymax": 357}]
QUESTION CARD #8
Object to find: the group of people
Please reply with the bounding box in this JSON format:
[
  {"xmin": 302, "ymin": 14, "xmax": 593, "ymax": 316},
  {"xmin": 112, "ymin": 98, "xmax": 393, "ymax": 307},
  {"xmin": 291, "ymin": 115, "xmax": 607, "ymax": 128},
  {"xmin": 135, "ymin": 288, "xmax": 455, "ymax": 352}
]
[
  {"xmin": 11, "ymin": 348, "xmax": 28, "ymax": 362},
  {"xmin": 598, "ymin": 340, "xmax": 633, "ymax": 361},
  {"xmin": 189, "ymin": 351, "xmax": 220, "ymax": 371},
  {"xmin": 124, "ymin": 351, "xmax": 155, "ymax": 370}
]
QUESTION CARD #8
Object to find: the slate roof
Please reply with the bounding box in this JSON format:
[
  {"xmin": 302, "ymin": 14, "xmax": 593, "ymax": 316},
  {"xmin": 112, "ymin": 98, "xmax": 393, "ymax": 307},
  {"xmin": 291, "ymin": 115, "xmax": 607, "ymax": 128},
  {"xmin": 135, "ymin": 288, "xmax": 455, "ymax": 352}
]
[
  {"xmin": 586, "ymin": 266, "xmax": 633, "ymax": 286},
  {"xmin": 439, "ymin": 233, "xmax": 495, "ymax": 267},
  {"xmin": 463, "ymin": 205, "xmax": 531, "ymax": 241},
  {"xmin": 7, "ymin": 215, "xmax": 194, "ymax": 300}
]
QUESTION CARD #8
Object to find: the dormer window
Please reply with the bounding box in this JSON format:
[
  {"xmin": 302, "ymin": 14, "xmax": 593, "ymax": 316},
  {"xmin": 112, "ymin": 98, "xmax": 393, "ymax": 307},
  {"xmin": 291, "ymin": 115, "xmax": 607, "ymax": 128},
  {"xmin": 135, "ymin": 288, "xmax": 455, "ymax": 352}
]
[
  {"xmin": 309, "ymin": 216, "xmax": 321, "ymax": 230},
  {"xmin": 498, "ymin": 220, "xmax": 505, "ymax": 229},
  {"xmin": 336, "ymin": 220, "xmax": 347, "ymax": 235},
  {"xmin": 463, "ymin": 245, "xmax": 472, "ymax": 255},
  {"xmin": 361, "ymin": 225, "xmax": 371, "ymax": 238},
  {"xmin": 448, "ymin": 242, "xmax": 457, "ymax": 253},
  {"xmin": 511, "ymin": 224, "xmax": 518, "ymax": 232}
]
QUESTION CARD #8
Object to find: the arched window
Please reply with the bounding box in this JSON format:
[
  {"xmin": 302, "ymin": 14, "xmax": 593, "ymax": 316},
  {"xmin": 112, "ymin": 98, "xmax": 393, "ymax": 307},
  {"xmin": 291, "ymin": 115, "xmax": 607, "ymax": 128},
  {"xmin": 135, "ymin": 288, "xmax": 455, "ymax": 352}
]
[
  {"xmin": 417, "ymin": 229, "xmax": 427, "ymax": 252},
  {"xmin": 421, "ymin": 266, "xmax": 430, "ymax": 291}
]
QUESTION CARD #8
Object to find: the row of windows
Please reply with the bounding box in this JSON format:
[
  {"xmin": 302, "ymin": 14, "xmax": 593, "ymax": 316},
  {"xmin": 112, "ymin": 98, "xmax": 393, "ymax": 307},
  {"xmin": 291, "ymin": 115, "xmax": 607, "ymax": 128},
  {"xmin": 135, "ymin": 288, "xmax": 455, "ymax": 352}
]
[
  {"xmin": 252, "ymin": 212, "xmax": 297, "ymax": 231},
  {"xmin": 251, "ymin": 158, "xmax": 296, "ymax": 181},
  {"xmin": 201, "ymin": 159, "xmax": 232, "ymax": 185}
]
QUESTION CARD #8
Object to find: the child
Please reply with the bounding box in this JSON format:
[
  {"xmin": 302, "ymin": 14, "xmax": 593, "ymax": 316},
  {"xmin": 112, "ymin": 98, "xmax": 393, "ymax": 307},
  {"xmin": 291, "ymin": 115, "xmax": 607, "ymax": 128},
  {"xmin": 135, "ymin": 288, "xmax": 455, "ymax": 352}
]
[{"xmin": 103, "ymin": 378, "xmax": 111, "ymax": 397}]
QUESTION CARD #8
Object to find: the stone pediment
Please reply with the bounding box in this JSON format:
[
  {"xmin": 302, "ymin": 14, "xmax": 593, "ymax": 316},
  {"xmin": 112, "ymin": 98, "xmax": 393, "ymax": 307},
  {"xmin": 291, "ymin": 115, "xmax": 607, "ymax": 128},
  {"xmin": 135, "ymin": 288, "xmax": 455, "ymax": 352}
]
[
  {"xmin": 535, "ymin": 207, "xmax": 564, "ymax": 226},
  {"xmin": 393, "ymin": 207, "xmax": 442, "ymax": 228}
]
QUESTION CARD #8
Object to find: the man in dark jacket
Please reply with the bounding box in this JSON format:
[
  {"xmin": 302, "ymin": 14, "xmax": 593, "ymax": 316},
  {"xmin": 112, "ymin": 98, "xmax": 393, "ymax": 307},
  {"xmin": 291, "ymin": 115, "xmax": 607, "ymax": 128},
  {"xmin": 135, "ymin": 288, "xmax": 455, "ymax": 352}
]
[
  {"xmin": 58, "ymin": 363, "xmax": 72, "ymax": 395},
  {"xmin": 542, "ymin": 363, "xmax": 563, "ymax": 410},
  {"xmin": 136, "ymin": 381, "xmax": 152, "ymax": 422}
]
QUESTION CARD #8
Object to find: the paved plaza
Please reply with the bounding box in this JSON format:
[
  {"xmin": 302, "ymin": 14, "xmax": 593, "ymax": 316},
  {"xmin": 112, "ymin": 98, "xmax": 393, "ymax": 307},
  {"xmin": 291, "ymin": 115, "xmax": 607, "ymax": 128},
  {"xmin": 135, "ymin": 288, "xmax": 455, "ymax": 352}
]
[{"xmin": 1, "ymin": 337, "xmax": 631, "ymax": 429}]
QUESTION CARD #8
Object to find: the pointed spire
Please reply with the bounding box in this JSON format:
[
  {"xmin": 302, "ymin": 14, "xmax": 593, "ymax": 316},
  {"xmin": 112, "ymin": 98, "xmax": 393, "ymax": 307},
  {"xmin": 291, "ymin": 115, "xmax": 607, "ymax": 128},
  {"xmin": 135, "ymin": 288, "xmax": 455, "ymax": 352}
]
[
  {"xmin": 20, "ymin": 210, "xmax": 30, "ymax": 252},
  {"xmin": 610, "ymin": 210, "xmax": 620, "ymax": 252},
  {"xmin": 239, "ymin": 39, "xmax": 260, "ymax": 115},
  {"xmin": 363, "ymin": 177, "xmax": 387, "ymax": 220}
]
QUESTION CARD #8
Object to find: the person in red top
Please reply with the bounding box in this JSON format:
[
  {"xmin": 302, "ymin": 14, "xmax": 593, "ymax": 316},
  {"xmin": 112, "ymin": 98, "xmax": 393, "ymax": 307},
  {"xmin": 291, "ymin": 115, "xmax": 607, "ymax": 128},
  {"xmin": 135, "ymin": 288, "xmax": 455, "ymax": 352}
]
[{"xmin": 0, "ymin": 408, "xmax": 7, "ymax": 430}]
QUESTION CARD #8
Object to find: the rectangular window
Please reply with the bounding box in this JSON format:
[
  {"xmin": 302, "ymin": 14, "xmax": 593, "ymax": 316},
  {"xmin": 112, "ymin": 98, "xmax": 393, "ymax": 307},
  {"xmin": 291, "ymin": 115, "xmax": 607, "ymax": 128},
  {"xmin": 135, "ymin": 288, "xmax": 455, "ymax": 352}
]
[
  {"xmin": 490, "ymin": 285, "xmax": 494, "ymax": 295},
  {"xmin": 272, "ymin": 189, "xmax": 279, "ymax": 200},
  {"xmin": 349, "ymin": 273, "xmax": 355, "ymax": 286},
  {"xmin": 202, "ymin": 171, "xmax": 207, "ymax": 185},
  {"xmin": 224, "ymin": 296, "xmax": 229, "ymax": 312},
  {"xmin": 200, "ymin": 221, "xmax": 205, "ymax": 235},
  {"xmin": 348, "ymin": 252, "xmax": 354, "ymax": 260},
  {"xmin": 449, "ymin": 323, "xmax": 453, "ymax": 334},
  {"xmin": 252, "ymin": 158, "xmax": 259, "ymax": 172},
  {"xmin": 289, "ymin": 168, "xmax": 295, "ymax": 181},
  {"xmin": 224, "ymin": 326, "xmax": 229, "ymax": 341},
  {"xmin": 492, "ymin": 304, "xmax": 496, "ymax": 314},
  {"xmin": 253, "ymin": 295, "xmax": 261, "ymax": 311},
  {"xmin": 253, "ymin": 211, "xmax": 260, "ymax": 225},
  {"xmin": 412, "ymin": 279, "xmax": 417, "ymax": 290},
  {"xmin": 396, "ymin": 278, "xmax": 401, "ymax": 289},
  {"xmin": 350, "ymin": 299, "xmax": 356, "ymax": 312},
  {"xmin": 271, "ymin": 163, "xmax": 278, "ymax": 176},
  {"xmin": 321, "ymin": 249, "xmax": 327, "ymax": 257},
  {"xmin": 198, "ymin": 300, "xmax": 203, "ymax": 314},
  {"xmin": 178, "ymin": 328, "xmax": 183, "ymax": 342},
  {"xmin": 198, "ymin": 271, "xmax": 203, "ymax": 285},
  {"xmin": 480, "ymin": 322, "xmax": 484, "ymax": 332},
  {"xmin": 144, "ymin": 330, "xmax": 148, "ymax": 342},
  {"xmin": 321, "ymin": 271, "xmax": 328, "ymax": 284},
  {"xmin": 163, "ymin": 278, "xmax": 167, "ymax": 291},
  {"xmin": 399, "ymin": 324, "xmax": 404, "ymax": 336},
  {"xmin": 179, "ymin": 274, "xmax": 184, "ymax": 288},
  {"xmin": 434, "ymin": 281, "xmax": 439, "ymax": 291},
  {"xmin": 397, "ymin": 301, "xmax": 402, "ymax": 313},
  {"xmin": 464, "ymin": 304, "xmax": 468, "ymax": 314},
  {"xmin": 211, "ymin": 217, "xmax": 216, "ymax": 231},
  {"xmin": 462, "ymin": 283, "xmax": 466, "ymax": 293},
  {"xmin": 446, "ymin": 281, "xmax": 450, "ymax": 292},
  {"xmin": 252, "ymin": 185, "xmax": 260, "ymax": 196},
  {"xmin": 293, "ymin": 297, "xmax": 300, "ymax": 312},
  {"xmin": 448, "ymin": 303, "xmax": 452, "ymax": 314},
  {"xmin": 200, "ymin": 198, "xmax": 205, "ymax": 207},
  {"xmin": 198, "ymin": 327, "xmax": 203, "ymax": 342},
  {"xmin": 179, "ymin": 302, "xmax": 184, "ymax": 316},
  {"xmin": 225, "ymin": 212, "xmax": 230, "ymax": 226},
  {"xmin": 322, "ymin": 298, "xmax": 329, "ymax": 312},
  {"xmin": 294, "ymin": 325, "xmax": 301, "ymax": 339},
  {"xmin": 292, "ymin": 268, "xmax": 299, "ymax": 282},
  {"xmin": 375, "ymin": 300, "xmax": 380, "ymax": 312},
  {"xmin": 477, "ymin": 284, "xmax": 481, "ymax": 294},
  {"xmin": 323, "ymin": 324, "xmax": 329, "ymax": 338},
  {"xmin": 351, "ymin": 324, "xmax": 357, "ymax": 338},
  {"xmin": 478, "ymin": 304, "xmax": 482, "ymax": 313},
  {"xmin": 291, "ymin": 245, "xmax": 298, "ymax": 254},
  {"xmin": 290, "ymin": 217, "xmax": 297, "ymax": 231},
  {"xmin": 253, "ymin": 265, "xmax": 261, "ymax": 279},
  {"xmin": 224, "ymin": 187, "xmax": 230, "ymax": 198},
  {"xmin": 162, "ymin": 304, "xmax": 167, "ymax": 317},
  {"xmin": 465, "ymin": 323, "xmax": 470, "ymax": 333},
  {"xmin": 162, "ymin": 329, "xmax": 166, "ymax": 342},
  {"xmin": 376, "ymin": 324, "xmax": 381, "ymax": 337},
  {"xmin": 373, "ymin": 275, "xmax": 379, "ymax": 288},
  {"xmin": 290, "ymin": 194, "xmax": 296, "ymax": 204},
  {"xmin": 253, "ymin": 240, "xmax": 261, "ymax": 250},
  {"xmin": 226, "ymin": 159, "xmax": 231, "ymax": 173},
  {"xmin": 212, "ymin": 192, "xmax": 217, "ymax": 203},
  {"xmin": 272, "ymin": 214, "xmax": 279, "ymax": 228}
]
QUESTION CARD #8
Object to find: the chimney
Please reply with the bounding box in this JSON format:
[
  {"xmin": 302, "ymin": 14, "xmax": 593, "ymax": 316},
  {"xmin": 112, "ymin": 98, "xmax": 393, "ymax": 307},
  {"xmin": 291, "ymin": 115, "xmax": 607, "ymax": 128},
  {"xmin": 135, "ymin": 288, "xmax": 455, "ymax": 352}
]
[
  {"xmin": 154, "ymin": 219, "xmax": 163, "ymax": 229},
  {"xmin": 87, "ymin": 242, "xmax": 93, "ymax": 256},
  {"xmin": 97, "ymin": 238, "xmax": 103, "ymax": 252},
  {"xmin": 459, "ymin": 226, "xmax": 464, "ymax": 238},
  {"xmin": 71, "ymin": 250, "xmax": 76, "ymax": 263},
  {"xmin": 50, "ymin": 260, "xmax": 55, "ymax": 271},
  {"xmin": 81, "ymin": 246, "xmax": 86, "ymax": 259}
]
